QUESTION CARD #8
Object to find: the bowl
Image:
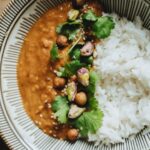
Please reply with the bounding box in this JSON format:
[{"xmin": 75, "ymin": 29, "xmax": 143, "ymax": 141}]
[{"xmin": 0, "ymin": 0, "xmax": 150, "ymax": 149}]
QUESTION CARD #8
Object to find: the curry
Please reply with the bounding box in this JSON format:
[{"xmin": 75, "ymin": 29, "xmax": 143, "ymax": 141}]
[
  {"xmin": 18, "ymin": 0, "xmax": 114, "ymax": 141},
  {"xmin": 18, "ymin": 2, "xmax": 72, "ymax": 140}
]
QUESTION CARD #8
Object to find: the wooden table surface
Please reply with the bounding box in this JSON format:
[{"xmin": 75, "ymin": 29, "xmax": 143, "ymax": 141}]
[{"xmin": 0, "ymin": 1, "xmax": 11, "ymax": 149}]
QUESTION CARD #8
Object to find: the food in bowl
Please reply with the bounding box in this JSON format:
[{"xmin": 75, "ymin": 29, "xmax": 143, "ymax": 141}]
[{"xmin": 17, "ymin": 0, "xmax": 150, "ymax": 145}]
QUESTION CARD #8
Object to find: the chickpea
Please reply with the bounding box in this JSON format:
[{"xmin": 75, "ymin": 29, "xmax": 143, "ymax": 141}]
[
  {"xmin": 67, "ymin": 129, "xmax": 79, "ymax": 141},
  {"xmin": 56, "ymin": 35, "xmax": 68, "ymax": 47},
  {"xmin": 54, "ymin": 77, "xmax": 66, "ymax": 88},
  {"xmin": 75, "ymin": 92, "xmax": 87, "ymax": 106}
]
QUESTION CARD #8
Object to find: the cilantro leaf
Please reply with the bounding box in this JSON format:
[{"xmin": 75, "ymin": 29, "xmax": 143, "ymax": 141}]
[
  {"xmin": 57, "ymin": 60, "xmax": 86, "ymax": 77},
  {"xmin": 52, "ymin": 96, "xmax": 69, "ymax": 124},
  {"xmin": 80, "ymin": 56, "xmax": 93, "ymax": 64},
  {"xmin": 56, "ymin": 24, "xmax": 63, "ymax": 33},
  {"xmin": 68, "ymin": 29, "xmax": 80, "ymax": 41},
  {"xmin": 72, "ymin": 110, "xmax": 103, "ymax": 137},
  {"xmin": 82, "ymin": 10, "xmax": 97, "ymax": 21},
  {"xmin": 69, "ymin": 44, "xmax": 82, "ymax": 60},
  {"xmin": 50, "ymin": 43, "xmax": 59, "ymax": 62},
  {"xmin": 56, "ymin": 21, "xmax": 81, "ymax": 41},
  {"xmin": 86, "ymin": 71, "xmax": 99, "ymax": 98},
  {"xmin": 92, "ymin": 16, "xmax": 115, "ymax": 39},
  {"xmin": 88, "ymin": 97, "xmax": 99, "ymax": 110}
]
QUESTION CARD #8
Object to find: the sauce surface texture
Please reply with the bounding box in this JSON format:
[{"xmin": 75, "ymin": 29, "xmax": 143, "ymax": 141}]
[{"xmin": 18, "ymin": 0, "xmax": 102, "ymax": 140}]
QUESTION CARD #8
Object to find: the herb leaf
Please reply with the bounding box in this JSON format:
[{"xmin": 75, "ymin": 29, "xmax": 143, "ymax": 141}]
[
  {"xmin": 52, "ymin": 96, "xmax": 69, "ymax": 124},
  {"xmin": 86, "ymin": 71, "xmax": 99, "ymax": 98},
  {"xmin": 82, "ymin": 10, "xmax": 97, "ymax": 21},
  {"xmin": 72, "ymin": 110, "xmax": 103, "ymax": 137},
  {"xmin": 50, "ymin": 43, "xmax": 59, "ymax": 62},
  {"xmin": 69, "ymin": 44, "xmax": 82, "ymax": 60},
  {"xmin": 80, "ymin": 56, "xmax": 93, "ymax": 64},
  {"xmin": 57, "ymin": 60, "xmax": 86, "ymax": 77},
  {"xmin": 56, "ymin": 21, "xmax": 81, "ymax": 41},
  {"xmin": 88, "ymin": 97, "xmax": 99, "ymax": 110},
  {"xmin": 92, "ymin": 16, "xmax": 115, "ymax": 39}
]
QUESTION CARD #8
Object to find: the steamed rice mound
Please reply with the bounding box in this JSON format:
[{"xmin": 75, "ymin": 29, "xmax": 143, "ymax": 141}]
[{"xmin": 89, "ymin": 14, "xmax": 150, "ymax": 145}]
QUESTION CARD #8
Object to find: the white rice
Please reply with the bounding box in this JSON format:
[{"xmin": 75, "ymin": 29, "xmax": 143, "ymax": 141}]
[{"xmin": 88, "ymin": 14, "xmax": 150, "ymax": 145}]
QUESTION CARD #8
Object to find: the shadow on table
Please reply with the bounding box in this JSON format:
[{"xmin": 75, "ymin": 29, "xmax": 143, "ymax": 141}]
[{"xmin": 0, "ymin": 137, "xmax": 9, "ymax": 150}]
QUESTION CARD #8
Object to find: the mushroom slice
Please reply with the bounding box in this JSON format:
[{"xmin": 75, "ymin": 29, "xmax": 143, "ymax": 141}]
[
  {"xmin": 77, "ymin": 67, "xmax": 89, "ymax": 86},
  {"xmin": 68, "ymin": 104, "xmax": 85, "ymax": 119},
  {"xmin": 68, "ymin": 9, "xmax": 79, "ymax": 21},
  {"xmin": 80, "ymin": 42, "xmax": 94, "ymax": 56},
  {"xmin": 66, "ymin": 81, "xmax": 77, "ymax": 101}
]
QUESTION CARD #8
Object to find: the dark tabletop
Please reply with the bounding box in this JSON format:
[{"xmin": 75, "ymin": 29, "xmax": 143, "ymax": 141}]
[{"xmin": 0, "ymin": 137, "xmax": 9, "ymax": 150}]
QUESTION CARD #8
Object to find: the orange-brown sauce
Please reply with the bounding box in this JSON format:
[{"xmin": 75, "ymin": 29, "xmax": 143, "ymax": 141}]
[{"xmin": 18, "ymin": 1, "xmax": 102, "ymax": 140}]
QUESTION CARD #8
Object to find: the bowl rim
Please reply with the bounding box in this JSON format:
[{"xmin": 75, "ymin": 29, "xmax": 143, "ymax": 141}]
[
  {"xmin": 0, "ymin": 0, "xmax": 150, "ymax": 150},
  {"xmin": 0, "ymin": 1, "xmax": 18, "ymax": 148},
  {"xmin": 0, "ymin": 1, "xmax": 33, "ymax": 149}
]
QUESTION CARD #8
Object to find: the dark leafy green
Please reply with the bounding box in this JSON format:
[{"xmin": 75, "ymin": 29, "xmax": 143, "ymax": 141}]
[
  {"xmin": 88, "ymin": 97, "xmax": 99, "ymax": 110},
  {"xmin": 69, "ymin": 44, "xmax": 82, "ymax": 60},
  {"xmin": 56, "ymin": 60, "xmax": 86, "ymax": 77},
  {"xmin": 72, "ymin": 110, "xmax": 103, "ymax": 137},
  {"xmin": 50, "ymin": 43, "xmax": 59, "ymax": 62},
  {"xmin": 81, "ymin": 56, "xmax": 93, "ymax": 64},
  {"xmin": 52, "ymin": 96, "xmax": 69, "ymax": 124},
  {"xmin": 56, "ymin": 20, "xmax": 81, "ymax": 40},
  {"xmin": 92, "ymin": 16, "xmax": 115, "ymax": 39},
  {"xmin": 82, "ymin": 10, "xmax": 97, "ymax": 21}
]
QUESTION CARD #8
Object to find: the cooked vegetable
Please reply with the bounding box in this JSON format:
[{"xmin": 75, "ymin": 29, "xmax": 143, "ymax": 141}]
[
  {"xmin": 56, "ymin": 60, "xmax": 86, "ymax": 77},
  {"xmin": 52, "ymin": 96, "xmax": 69, "ymax": 124},
  {"xmin": 92, "ymin": 16, "xmax": 115, "ymax": 39},
  {"xmin": 72, "ymin": 0, "xmax": 86, "ymax": 8},
  {"xmin": 86, "ymin": 71, "xmax": 98, "ymax": 98},
  {"xmin": 56, "ymin": 21, "xmax": 81, "ymax": 41},
  {"xmin": 82, "ymin": 10, "xmax": 97, "ymax": 21},
  {"xmin": 80, "ymin": 42, "xmax": 94, "ymax": 56},
  {"xmin": 56, "ymin": 35, "xmax": 68, "ymax": 47},
  {"xmin": 53, "ymin": 77, "xmax": 66, "ymax": 88},
  {"xmin": 75, "ymin": 92, "xmax": 87, "ymax": 106},
  {"xmin": 72, "ymin": 110, "xmax": 103, "ymax": 137},
  {"xmin": 67, "ymin": 129, "xmax": 79, "ymax": 141},
  {"xmin": 77, "ymin": 67, "xmax": 89, "ymax": 86},
  {"xmin": 68, "ymin": 104, "xmax": 86, "ymax": 119},
  {"xmin": 68, "ymin": 9, "xmax": 79, "ymax": 21},
  {"xmin": 66, "ymin": 81, "xmax": 77, "ymax": 101},
  {"xmin": 50, "ymin": 43, "xmax": 59, "ymax": 62}
]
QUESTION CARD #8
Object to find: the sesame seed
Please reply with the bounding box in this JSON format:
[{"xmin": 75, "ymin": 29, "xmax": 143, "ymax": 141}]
[
  {"xmin": 59, "ymin": 138, "xmax": 63, "ymax": 140},
  {"xmin": 50, "ymin": 115, "xmax": 54, "ymax": 119},
  {"xmin": 52, "ymin": 122, "xmax": 57, "ymax": 125},
  {"xmin": 53, "ymin": 134, "xmax": 57, "ymax": 137},
  {"xmin": 55, "ymin": 126, "xmax": 59, "ymax": 130},
  {"xmin": 39, "ymin": 114, "xmax": 43, "ymax": 118},
  {"xmin": 44, "ymin": 100, "xmax": 48, "ymax": 104},
  {"xmin": 35, "ymin": 120, "xmax": 39, "ymax": 124},
  {"xmin": 49, "ymin": 130, "xmax": 52, "ymax": 134},
  {"xmin": 47, "ymin": 103, "xmax": 51, "ymax": 108}
]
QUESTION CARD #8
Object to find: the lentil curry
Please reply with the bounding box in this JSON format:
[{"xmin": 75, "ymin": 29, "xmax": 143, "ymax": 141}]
[{"xmin": 18, "ymin": 0, "xmax": 115, "ymax": 141}]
